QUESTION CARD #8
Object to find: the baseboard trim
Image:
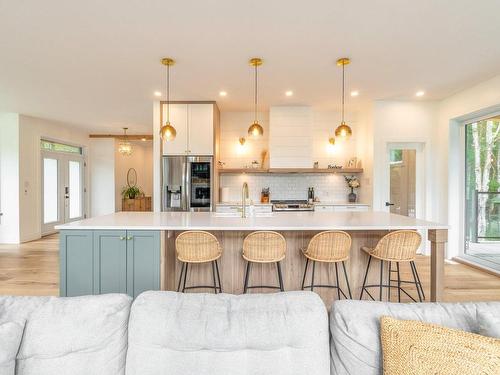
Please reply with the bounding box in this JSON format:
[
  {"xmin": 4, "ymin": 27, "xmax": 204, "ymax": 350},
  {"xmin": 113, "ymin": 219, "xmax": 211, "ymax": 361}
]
[{"xmin": 453, "ymin": 256, "xmax": 500, "ymax": 277}]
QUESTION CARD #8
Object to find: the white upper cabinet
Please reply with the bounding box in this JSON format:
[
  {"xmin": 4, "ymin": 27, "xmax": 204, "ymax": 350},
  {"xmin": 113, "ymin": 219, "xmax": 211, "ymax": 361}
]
[
  {"xmin": 163, "ymin": 104, "xmax": 188, "ymax": 155},
  {"xmin": 188, "ymin": 104, "xmax": 213, "ymax": 155},
  {"xmin": 162, "ymin": 103, "xmax": 214, "ymax": 155}
]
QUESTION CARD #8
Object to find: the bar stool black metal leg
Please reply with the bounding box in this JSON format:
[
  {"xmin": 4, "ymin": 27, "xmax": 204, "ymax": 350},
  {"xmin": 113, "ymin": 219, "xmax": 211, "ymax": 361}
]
[
  {"xmin": 387, "ymin": 261, "xmax": 392, "ymax": 302},
  {"xmin": 341, "ymin": 261, "xmax": 352, "ymax": 299},
  {"xmin": 301, "ymin": 258, "xmax": 309, "ymax": 290},
  {"xmin": 359, "ymin": 256, "xmax": 372, "ymax": 300},
  {"xmin": 379, "ymin": 259, "xmax": 384, "ymax": 301},
  {"xmin": 215, "ymin": 259, "xmax": 222, "ymax": 293},
  {"xmin": 276, "ymin": 262, "xmax": 284, "ymax": 292},
  {"xmin": 243, "ymin": 261, "xmax": 251, "ymax": 294},
  {"xmin": 410, "ymin": 261, "xmax": 423, "ymax": 302},
  {"xmin": 211, "ymin": 261, "xmax": 218, "ymax": 294},
  {"xmin": 334, "ymin": 263, "xmax": 341, "ymax": 300},
  {"xmin": 411, "ymin": 261, "xmax": 425, "ymax": 300},
  {"xmin": 182, "ymin": 263, "xmax": 189, "ymax": 293},
  {"xmin": 310, "ymin": 260, "xmax": 316, "ymax": 292},
  {"xmin": 177, "ymin": 262, "xmax": 185, "ymax": 292},
  {"xmin": 396, "ymin": 262, "xmax": 401, "ymax": 302}
]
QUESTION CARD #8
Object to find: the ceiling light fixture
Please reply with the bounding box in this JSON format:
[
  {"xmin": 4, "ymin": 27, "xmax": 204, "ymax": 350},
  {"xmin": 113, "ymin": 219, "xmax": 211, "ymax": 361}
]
[
  {"xmin": 351, "ymin": 90, "xmax": 359, "ymax": 97},
  {"xmin": 416, "ymin": 90, "xmax": 425, "ymax": 97},
  {"xmin": 329, "ymin": 137, "xmax": 336, "ymax": 146},
  {"xmin": 334, "ymin": 57, "xmax": 353, "ymax": 139},
  {"xmin": 285, "ymin": 90, "xmax": 293, "ymax": 97},
  {"xmin": 219, "ymin": 91, "xmax": 227, "ymax": 97},
  {"xmin": 154, "ymin": 91, "xmax": 162, "ymax": 97},
  {"xmin": 159, "ymin": 57, "xmax": 176, "ymax": 142},
  {"xmin": 118, "ymin": 127, "xmax": 133, "ymax": 156},
  {"xmin": 248, "ymin": 58, "xmax": 264, "ymax": 138},
  {"xmin": 239, "ymin": 137, "xmax": 246, "ymax": 146}
]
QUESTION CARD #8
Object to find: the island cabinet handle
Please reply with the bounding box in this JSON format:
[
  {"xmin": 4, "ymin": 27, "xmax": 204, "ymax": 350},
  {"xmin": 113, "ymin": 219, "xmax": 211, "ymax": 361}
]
[
  {"xmin": 119, "ymin": 236, "xmax": 125, "ymax": 240},
  {"xmin": 127, "ymin": 236, "xmax": 133, "ymax": 240}
]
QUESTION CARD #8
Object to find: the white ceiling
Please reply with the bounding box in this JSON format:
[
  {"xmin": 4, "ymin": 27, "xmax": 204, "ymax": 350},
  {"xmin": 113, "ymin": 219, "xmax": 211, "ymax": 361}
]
[{"xmin": 1, "ymin": 0, "xmax": 500, "ymax": 133}]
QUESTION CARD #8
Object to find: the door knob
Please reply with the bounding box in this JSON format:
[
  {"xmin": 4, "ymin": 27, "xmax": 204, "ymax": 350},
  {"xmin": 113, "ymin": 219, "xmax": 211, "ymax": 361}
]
[{"xmin": 385, "ymin": 202, "xmax": 395, "ymax": 207}]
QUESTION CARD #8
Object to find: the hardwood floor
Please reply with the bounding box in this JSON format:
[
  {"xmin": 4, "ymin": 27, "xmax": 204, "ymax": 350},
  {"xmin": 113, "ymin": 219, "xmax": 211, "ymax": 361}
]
[{"xmin": 0, "ymin": 234, "xmax": 499, "ymax": 302}]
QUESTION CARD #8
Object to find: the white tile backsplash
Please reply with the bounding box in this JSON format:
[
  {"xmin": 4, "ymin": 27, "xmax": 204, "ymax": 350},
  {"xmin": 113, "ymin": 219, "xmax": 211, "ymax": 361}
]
[{"xmin": 220, "ymin": 173, "xmax": 353, "ymax": 202}]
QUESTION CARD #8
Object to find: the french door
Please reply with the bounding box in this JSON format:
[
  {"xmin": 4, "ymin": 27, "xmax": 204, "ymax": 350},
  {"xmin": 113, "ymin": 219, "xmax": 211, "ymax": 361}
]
[{"xmin": 41, "ymin": 151, "xmax": 85, "ymax": 234}]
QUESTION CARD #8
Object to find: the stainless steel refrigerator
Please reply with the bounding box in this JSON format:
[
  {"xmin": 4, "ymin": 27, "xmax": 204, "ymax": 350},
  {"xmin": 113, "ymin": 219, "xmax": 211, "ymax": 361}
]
[{"xmin": 162, "ymin": 156, "xmax": 213, "ymax": 212}]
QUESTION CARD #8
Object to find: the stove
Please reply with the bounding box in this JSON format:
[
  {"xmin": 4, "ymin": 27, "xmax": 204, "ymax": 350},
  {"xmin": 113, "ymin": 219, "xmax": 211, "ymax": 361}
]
[{"xmin": 272, "ymin": 200, "xmax": 315, "ymax": 212}]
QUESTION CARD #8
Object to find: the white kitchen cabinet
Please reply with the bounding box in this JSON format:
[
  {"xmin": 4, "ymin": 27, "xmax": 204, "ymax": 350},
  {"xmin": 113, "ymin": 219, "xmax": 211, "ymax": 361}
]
[
  {"xmin": 188, "ymin": 104, "xmax": 213, "ymax": 155},
  {"xmin": 163, "ymin": 104, "xmax": 188, "ymax": 155},
  {"xmin": 162, "ymin": 103, "xmax": 214, "ymax": 155},
  {"xmin": 314, "ymin": 204, "xmax": 335, "ymax": 212},
  {"xmin": 332, "ymin": 205, "xmax": 370, "ymax": 212}
]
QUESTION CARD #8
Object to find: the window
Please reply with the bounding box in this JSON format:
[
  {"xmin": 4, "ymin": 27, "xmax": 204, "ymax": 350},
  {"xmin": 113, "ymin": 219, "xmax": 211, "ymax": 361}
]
[
  {"xmin": 40, "ymin": 140, "xmax": 82, "ymax": 154},
  {"xmin": 464, "ymin": 116, "xmax": 500, "ymax": 270},
  {"xmin": 389, "ymin": 149, "xmax": 403, "ymax": 164}
]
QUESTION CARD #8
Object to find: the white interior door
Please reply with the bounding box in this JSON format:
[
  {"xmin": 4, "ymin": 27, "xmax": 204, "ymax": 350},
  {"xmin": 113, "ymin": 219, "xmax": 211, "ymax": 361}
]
[{"xmin": 42, "ymin": 151, "xmax": 84, "ymax": 234}]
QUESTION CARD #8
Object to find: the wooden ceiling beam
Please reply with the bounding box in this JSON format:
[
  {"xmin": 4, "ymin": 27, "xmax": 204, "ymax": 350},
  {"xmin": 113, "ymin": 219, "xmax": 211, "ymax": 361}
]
[{"xmin": 89, "ymin": 134, "xmax": 153, "ymax": 140}]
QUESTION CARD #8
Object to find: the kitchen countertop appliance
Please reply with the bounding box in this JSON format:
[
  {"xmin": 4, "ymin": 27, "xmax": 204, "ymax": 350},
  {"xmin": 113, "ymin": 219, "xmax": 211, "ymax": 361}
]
[
  {"xmin": 162, "ymin": 156, "xmax": 213, "ymax": 212},
  {"xmin": 272, "ymin": 200, "xmax": 314, "ymax": 212}
]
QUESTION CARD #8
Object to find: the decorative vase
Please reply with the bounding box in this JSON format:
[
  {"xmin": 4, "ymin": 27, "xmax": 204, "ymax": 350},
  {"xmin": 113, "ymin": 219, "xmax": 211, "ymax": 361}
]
[{"xmin": 348, "ymin": 189, "xmax": 357, "ymax": 203}]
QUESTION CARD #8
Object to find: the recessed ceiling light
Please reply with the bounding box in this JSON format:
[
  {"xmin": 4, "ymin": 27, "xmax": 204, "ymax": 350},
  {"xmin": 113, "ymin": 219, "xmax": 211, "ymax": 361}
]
[
  {"xmin": 219, "ymin": 91, "xmax": 227, "ymax": 97},
  {"xmin": 351, "ymin": 90, "xmax": 359, "ymax": 97},
  {"xmin": 415, "ymin": 90, "xmax": 425, "ymax": 97},
  {"xmin": 154, "ymin": 91, "xmax": 162, "ymax": 97},
  {"xmin": 285, "ymin": 90, "xmax": 293, "ymax": 97}
]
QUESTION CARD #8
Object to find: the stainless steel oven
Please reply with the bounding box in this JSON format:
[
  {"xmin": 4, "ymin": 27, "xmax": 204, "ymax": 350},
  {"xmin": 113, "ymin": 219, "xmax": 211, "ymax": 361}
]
[{"xmin": 162, "ymin": 156, "xmax": 213, "ymax": 212}]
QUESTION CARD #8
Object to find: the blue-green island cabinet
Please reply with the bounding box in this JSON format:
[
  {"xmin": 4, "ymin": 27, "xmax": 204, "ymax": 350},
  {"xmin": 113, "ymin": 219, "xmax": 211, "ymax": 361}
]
[{"xmin": 60, "ymin": 230, "xmax": 161, "ymax": 298}]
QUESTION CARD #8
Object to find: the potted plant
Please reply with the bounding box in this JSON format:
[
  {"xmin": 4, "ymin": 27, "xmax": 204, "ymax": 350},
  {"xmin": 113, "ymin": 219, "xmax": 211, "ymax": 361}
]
[
  {"xmin": 344, "ymin": 176, "xmax": 360, "ymax": 203},
  {"xmin": 121, "ymin": 186, "xmax": 143, "ymax": 200}
]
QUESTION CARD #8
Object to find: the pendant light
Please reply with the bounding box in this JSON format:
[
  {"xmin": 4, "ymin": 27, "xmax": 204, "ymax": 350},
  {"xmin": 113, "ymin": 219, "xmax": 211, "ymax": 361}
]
[
  {"xmin": 159, "ymin": 57, "xmax": 176, "ymax": 141},
  {"xmin": 248, "ymin": 57, "xmax": 264, "ymax": 138},
  {"xmin": 118, "ymin": 127, "xmax": 133, "ymax": 156},
  {"xmin": 334, "ymin": 57, "xmax": 353, "ymax": 139}
]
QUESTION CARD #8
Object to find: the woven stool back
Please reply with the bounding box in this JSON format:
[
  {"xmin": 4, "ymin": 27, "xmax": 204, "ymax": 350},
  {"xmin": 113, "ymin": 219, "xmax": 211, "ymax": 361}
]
[
  {"xmin": 370, "ymin": 230, "xmax": 422, "ymax": 261},
  {"xmin": 304, "ymin": 230, "xmax": 352, "ymax": 262},
  {"xmin": 243, "ymin": 231, "xmax": 286, "ymax": 263},
  {"xmin": 176, "ymin": 231, "xmax": 222, "ymax": 263}
]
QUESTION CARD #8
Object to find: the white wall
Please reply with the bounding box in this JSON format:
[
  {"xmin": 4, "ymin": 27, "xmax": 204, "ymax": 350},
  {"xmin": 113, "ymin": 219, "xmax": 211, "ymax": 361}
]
[
  {"xmin": 114, "ymin": 140, "xmax": 153, "ymax": 210},
  {"xmin": 89, "ymin": 138, "xmax": 115, "ymax": 217},
  {"xmin": 0, "ymin": 113, "xmax": 20, "ymax": 243}
]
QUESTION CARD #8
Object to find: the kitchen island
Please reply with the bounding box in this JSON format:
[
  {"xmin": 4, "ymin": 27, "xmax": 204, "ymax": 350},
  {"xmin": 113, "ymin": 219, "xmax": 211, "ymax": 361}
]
[{"xmin": 57, "ymin": 211, "xmax": 447, "ymax": 305}]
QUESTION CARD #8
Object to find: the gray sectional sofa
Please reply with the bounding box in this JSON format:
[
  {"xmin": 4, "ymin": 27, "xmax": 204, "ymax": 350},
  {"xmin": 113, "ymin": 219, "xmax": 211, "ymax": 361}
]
[{"xmin": 0, "ymin": 291, "xmax": 498, "ymax": 375}]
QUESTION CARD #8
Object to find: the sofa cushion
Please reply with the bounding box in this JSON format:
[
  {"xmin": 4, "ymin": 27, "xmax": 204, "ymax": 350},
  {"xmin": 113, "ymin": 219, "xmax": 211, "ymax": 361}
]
[
  {"xmin": 329, "ymin": 300, "xmax": 500, "ymax": 375},
  {"xmin": 0, "ymin": 319, "xmax": 25, "ymax": 375},
  {"xmin": 477, "ymin": 306, "xmax": 500, "ymax": 338},
  {"xmin": 126, "ymin": 291, "xmax": 330, "ymax": 375},
  {"xmin": 0, "ymin": 294, "xmax": 132, "ymax": 375}
]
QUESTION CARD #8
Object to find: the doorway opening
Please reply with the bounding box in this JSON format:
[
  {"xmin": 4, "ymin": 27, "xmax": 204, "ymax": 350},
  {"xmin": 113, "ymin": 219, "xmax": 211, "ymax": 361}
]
[{"xmin": 41, "ymin": 140, "xmax": 85, "ymax": 235}]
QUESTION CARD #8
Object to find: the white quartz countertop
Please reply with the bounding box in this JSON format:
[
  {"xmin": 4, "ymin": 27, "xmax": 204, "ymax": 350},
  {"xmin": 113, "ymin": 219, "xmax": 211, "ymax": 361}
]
[{"xmin": 56, "ymin": 211, "xmax": 447, "ymax": 231}]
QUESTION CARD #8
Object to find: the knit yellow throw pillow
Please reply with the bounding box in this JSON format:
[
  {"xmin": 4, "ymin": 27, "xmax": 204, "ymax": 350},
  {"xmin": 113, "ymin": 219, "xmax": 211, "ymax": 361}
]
[{"xmin": 380, "ymin": 316, "xmax": 500, "ymax": 375}]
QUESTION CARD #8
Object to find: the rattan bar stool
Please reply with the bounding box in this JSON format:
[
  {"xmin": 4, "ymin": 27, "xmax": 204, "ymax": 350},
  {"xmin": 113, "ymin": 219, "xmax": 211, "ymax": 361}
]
[
  {"xmin": 300, "ymin": 231, "xmax": 353, "ymax": 299},
  {"xmin": 359, "ymin": 230, "xmax": 425, "ymax": 302},
  {"xmin": 176, "ymin": 231, "xmax": 222, "ymax": 293},
  {"xmin": 242, "ymin": 231, "xmax": 286, "ymax": 293}
]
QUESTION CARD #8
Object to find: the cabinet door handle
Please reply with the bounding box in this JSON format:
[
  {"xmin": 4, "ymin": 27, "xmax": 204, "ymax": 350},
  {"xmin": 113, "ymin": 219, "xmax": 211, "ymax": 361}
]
[
  {"xmin": 119, "ymin": 236, "xmax": 125, "ymax": 240},
  {"xmin": 127, "ymin": 236, "xmax": 133, "ymax": 240}
]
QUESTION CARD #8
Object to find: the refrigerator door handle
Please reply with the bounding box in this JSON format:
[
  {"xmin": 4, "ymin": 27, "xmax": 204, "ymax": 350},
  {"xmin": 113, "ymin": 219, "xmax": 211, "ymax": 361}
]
[{"xmin": 184, "ymin": 159, "xmax": 190, "ymax": 211}]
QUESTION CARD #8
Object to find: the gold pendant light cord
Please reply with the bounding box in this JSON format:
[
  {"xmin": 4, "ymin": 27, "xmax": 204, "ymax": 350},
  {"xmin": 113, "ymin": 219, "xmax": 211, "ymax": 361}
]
[
  {"xmin": 166, "ymin": 64, "xmax": 170, "ymax": 123},
  {"xmin": 341, "ymin": 62, "xmax": 345, "ymax": 123},
  {"xmin": 254, "ymin": 63, "xmax": 258, "ymax": 123}
]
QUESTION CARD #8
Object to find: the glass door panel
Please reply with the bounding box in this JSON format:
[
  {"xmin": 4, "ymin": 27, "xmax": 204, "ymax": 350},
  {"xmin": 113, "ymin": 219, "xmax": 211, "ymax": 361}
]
[
  {"xmin": 464, "ymin": 117, "xmax": 500, "ymax": 270},
  {"xmin": 68, "ymin": 160, "xmax": 83, "ymax": 219},
  {"xmin": 388, "ymin": 149, "xmax": 416, "ymax": 217},
  {"xmin": 43, "ymin": 157, "xmax": 59, "ymax": 224}
]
